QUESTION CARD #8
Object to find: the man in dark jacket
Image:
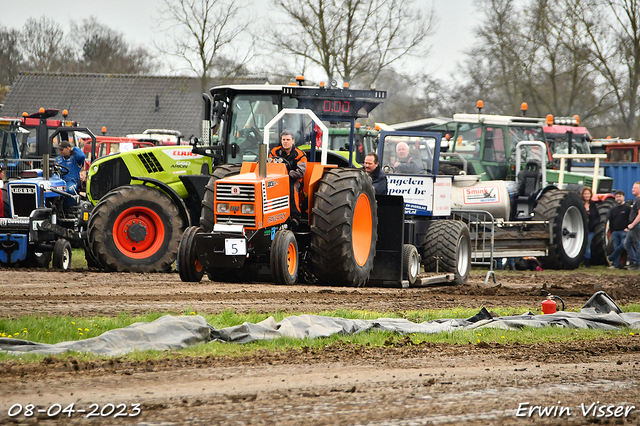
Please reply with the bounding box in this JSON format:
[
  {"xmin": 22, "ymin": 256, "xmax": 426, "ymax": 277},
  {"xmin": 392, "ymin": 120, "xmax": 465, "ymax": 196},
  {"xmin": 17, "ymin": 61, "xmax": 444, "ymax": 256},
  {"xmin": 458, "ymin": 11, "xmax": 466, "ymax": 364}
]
[
  {"xmin": 623, "ymin": 182, "xmax": 640, "ymax": 270},
  {"xmin": 269, "ymin": 130, "xmax": 307, "ymax": 217},
  {"xmin": 363, "ymin": 152, "xmax": 387, "ymax": 195},
  {"xmin": 607, "ymin": 190, "xmax": 632, "ymax": 268}
]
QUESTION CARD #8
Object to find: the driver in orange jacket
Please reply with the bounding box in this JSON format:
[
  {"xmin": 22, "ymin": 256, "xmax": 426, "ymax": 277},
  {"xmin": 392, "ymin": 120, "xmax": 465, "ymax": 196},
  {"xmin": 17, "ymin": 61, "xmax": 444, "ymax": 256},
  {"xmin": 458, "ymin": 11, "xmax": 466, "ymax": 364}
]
[{"xmin": 269, "ymin": 130, "xmax": 307, "ymax": 218}]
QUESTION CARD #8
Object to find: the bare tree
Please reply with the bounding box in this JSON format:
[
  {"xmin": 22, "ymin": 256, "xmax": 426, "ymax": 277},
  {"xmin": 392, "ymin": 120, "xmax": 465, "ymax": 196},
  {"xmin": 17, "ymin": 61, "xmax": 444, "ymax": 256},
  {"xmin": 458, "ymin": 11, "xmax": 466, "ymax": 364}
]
[
  {"xmin": 574, "ymin": 0, "xmax": 640, "ymax": 138},
  {"xmin": 157, "ymin": 0, "xmax": 254, "ymax": 92},
  {"xmin": 0, "ymin": 26, "xmax": 22, "ymax": 87},
  {"xmin": 19, "ymin": 17, "xmax": 75, "ymax": 73},
  {"xmin": 71, "ymin": 17, "xmax": 155, "ymax": 75},
  {"xmin": 270, "ymin": 0, "xmax": 434, "ymax": 86}
]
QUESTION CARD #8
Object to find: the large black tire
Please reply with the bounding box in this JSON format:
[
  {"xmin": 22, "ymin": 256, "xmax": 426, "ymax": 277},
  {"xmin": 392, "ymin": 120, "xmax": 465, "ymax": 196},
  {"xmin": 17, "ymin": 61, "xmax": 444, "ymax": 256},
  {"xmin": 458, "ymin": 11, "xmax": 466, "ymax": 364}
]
[
  {"xmin": 270, "ymin": 230, "xmax": 299, "ymax": 285},
  {"xmin": 200, "ymin": 164, "xmax": 242, "ymax": 232},
  {"xmin": 87, "ymin": 185, "xmax": 185, "ymax": 272},
  {"xmin": 52, "ymin": 239, "xmax": 72, "ymax": 270},
  {"xmin": 23, "ymin": 251, "xmax": 51, "ymax": 268},
  {"xmin": 178, "ymin": 226, "xmax": 205, "ymax": 282},
  {"xmin": 310, "ymin": 169, "xmax": 377, "ymax": 287},
  {"xmin": 533, "ymin": 189, "xmax": 587, "ymax": 270},
  {"xmin": 591, "ymin": 198, "xmax": 616, "ymax": 266},
  {"xmin": 421, "ymin": 220, "xmax": 471, "ymax": 285},
  {"xmin": 402, "ymin": 244, "xmax": 420, "ymax": 286}
]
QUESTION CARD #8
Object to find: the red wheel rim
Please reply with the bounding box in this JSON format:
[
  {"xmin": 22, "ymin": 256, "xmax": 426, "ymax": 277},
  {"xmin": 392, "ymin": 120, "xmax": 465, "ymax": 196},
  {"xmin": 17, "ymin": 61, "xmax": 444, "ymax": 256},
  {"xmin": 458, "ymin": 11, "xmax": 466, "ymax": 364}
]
[{"xmin": 113, "ymin": 206, "xmax": 165, "ymax": 259}]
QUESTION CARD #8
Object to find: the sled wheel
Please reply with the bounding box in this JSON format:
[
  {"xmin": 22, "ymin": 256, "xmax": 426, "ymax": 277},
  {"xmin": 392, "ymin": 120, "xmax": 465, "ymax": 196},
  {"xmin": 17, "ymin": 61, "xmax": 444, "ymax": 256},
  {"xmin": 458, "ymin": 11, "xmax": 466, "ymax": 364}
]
[
  {"xmin": 178, "ymin": 226, "xmax": 205, "ymax": 282},
  {"xmin": 200, "ymin": 164, "xmax": 242, "ymax": 232},
  {"xmin": 270, "ymin": 230, "xmax": 299, "ymax": 285},
  {"xmin": 533, "ymin": 189, "xmax": 587, "ymax": 269},
  {"xmin": 310, "ymin": 169, "xmax": 377, "ymax": 287},
  {"xmin": 88, "ymin": 185, "xmax": 185, "ymax": 272},
  {"xmin": 422, "ymin": 220, "xmax": 471, "ymax": 285},
  {"xmin": 52, "ymin": 239, "xmax": 72, "ymax": 270},
  {"xmin": 402, "ymin": 244, "xmax": 421, "ymax": 286}
]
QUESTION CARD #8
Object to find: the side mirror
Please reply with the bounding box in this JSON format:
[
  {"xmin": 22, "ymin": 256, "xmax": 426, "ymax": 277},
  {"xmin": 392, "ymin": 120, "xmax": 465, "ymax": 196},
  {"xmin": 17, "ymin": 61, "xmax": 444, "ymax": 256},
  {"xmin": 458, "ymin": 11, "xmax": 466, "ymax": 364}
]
[{"xmin": 230, "ymin": 142, "xmax": 239, "ymax": 158}]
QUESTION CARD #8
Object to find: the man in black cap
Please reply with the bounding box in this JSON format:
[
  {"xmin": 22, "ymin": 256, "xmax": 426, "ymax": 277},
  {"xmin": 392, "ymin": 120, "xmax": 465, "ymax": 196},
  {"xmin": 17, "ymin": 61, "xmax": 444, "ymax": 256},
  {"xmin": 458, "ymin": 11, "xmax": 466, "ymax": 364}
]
[{"xmin": 56, "ymin": 139, "xmax": 86, "ymax": 207}]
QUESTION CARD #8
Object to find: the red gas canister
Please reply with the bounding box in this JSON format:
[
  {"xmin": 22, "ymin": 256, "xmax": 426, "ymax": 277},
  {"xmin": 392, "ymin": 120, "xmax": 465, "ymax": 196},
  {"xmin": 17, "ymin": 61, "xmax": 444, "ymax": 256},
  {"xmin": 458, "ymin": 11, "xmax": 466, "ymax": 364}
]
[{"xmin": 542, "ymin": 298, "xmax": 557, "ymax": 314}]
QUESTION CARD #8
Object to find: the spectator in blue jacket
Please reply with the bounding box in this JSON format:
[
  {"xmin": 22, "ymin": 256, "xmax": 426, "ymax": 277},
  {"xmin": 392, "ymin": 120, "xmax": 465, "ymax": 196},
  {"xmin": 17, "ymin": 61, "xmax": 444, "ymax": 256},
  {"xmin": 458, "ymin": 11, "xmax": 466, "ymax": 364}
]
[{"xmin": 56, "ymin": 138, "xmax": 86, "ymax": 207}]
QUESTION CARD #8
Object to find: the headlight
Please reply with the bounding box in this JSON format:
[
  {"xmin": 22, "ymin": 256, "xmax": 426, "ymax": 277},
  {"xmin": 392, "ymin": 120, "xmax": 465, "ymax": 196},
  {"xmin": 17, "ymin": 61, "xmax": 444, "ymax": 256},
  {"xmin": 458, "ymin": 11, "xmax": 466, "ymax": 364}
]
[
  {"xmin": 241, "ymin": 204, "xmax": 254, "ymax": 214},
  {"xmin": 217, "ymin": 203, "xmax": 230, "ymax": 213}
]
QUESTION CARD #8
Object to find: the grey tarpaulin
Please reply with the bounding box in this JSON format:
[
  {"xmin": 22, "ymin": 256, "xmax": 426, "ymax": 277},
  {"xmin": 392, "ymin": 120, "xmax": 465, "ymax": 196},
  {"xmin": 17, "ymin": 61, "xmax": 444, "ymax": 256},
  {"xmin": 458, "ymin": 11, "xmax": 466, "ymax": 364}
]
[{"xmin": 1, "ymin": 291, "xmax": 639, "ymax": 356}]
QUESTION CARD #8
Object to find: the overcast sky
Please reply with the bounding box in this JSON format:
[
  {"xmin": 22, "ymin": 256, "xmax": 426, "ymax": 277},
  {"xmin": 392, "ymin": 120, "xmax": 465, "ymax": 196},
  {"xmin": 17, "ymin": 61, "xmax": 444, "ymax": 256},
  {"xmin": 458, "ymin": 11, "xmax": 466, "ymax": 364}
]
[{"xmin": 0, "ymin": 0, "xmax": 478, "ymax": 81}]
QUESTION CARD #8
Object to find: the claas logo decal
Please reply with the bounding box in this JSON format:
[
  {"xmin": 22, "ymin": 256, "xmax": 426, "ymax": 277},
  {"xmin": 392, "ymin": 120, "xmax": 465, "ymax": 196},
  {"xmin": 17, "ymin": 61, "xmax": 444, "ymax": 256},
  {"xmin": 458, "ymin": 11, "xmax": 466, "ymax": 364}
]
[{"xmin": 162, "ymin": 147, "xmax": 204, "ymax": 160}]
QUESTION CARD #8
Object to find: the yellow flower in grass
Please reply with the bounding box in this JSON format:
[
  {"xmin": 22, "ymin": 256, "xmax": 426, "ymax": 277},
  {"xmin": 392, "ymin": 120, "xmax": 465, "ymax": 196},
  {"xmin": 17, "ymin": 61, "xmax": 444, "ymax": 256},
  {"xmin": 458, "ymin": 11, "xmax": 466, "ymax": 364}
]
[
  {"xmin": 78, "ymin": 328, "xmax": 82, "ymax": 331},
  {"xmin": 71, "ymin": 322, "xmax": 75, "ymax": 325},
  {"xmin": 190, "ymin": 311, "xmax": 196, "ymax": 315},
  {"xmin": 79, "ymin": 332, "xmax": 83, "ymax": 336},
  {"xmin": 84, "ymin": 328, "xmax": 89, "ymax": 331}
]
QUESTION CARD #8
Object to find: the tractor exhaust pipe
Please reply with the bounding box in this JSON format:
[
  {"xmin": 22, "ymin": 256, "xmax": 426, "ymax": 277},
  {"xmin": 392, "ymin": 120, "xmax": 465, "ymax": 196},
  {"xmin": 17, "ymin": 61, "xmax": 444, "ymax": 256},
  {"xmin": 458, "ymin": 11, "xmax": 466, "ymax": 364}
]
[
  {"xmin": 258, "ymin": 144, "xmax": 267, "ymax": 178},
  {"xmin": 43, "ymin": 153, "xmax": 50, "ymax": 181}
]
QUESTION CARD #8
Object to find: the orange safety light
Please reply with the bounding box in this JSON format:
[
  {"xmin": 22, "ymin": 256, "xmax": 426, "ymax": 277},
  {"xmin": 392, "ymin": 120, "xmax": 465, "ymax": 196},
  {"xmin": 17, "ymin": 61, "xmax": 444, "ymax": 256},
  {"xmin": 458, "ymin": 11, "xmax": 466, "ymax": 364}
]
[
  {"xmin": 374, "ymin": 124, "xmax": 380, "ymax": 131},
  {"xmin": 607, "ymin": 136, "xmax": 612, "ymax": 139},
  {"xmin": 62, "ymin": 109, "xmax": 68, "ymax": 117},
  {"xmin": 319, "ymin": 81, "xmax": 325, "ymax": 88},
  {"xmin": 296, "ymin": 75, "xmax": 305, "ymax": 82},
  {"xmin": 546, "ymin": 114, "xmax": 554, "ymax": 126},
  {"xmin": 343, "ymin": 82, "xmax": 350, "ymax": 88},
  {"xmin": 39, "ymin": 107, "xmax": 45, "ymax": 114},
  {"xmin": 101, "ymin": 126, "xmax": 107, "ymax": 135},
  {"xmin": 573, "ymin": 114, "xmax": 580, "ymax": 125},
  {"xmin": 355, "ymin": 122, "xmax": 361, "ymax": 129},
  {"xmin": 288, "ymin": 82, "xmax": 297, "ymax": 86},
  {"xmin": 476, "ymin": 100, "xmax": 484, "ymax": 112},
  {"xmin": 22, "ymin": 112, "xmax": 28, "ymax": 117},
  {"xmin": 521, "ymin": 102, "xmax": 528, "ymax": 116}
]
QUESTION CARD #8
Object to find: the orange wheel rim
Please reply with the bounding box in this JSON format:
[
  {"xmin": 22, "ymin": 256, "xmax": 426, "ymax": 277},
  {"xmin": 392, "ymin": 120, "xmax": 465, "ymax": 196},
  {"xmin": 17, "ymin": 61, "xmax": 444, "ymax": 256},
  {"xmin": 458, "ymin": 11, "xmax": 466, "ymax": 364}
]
[
  {"xmin": 195, "ymin": 259, "xmax": 203, "ymax": 272},
  {"xmin": 287, "ymin": 242, "xmax": 297, "ymax": 275},
  {"xmin": 352, "ymin": 193, "xmax": 372, "ymax": 266},
  {"xmin": 112, "ymin": 206, "xmax": 165, "ymax": 259}
]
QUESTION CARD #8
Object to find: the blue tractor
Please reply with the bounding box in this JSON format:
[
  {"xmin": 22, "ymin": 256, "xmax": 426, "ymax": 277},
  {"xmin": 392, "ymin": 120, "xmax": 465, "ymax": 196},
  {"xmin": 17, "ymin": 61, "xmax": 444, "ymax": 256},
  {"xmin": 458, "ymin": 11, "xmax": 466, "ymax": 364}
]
[{"xmin": 0, "ymin": 109, "xmax": 96, "ymax": 269}]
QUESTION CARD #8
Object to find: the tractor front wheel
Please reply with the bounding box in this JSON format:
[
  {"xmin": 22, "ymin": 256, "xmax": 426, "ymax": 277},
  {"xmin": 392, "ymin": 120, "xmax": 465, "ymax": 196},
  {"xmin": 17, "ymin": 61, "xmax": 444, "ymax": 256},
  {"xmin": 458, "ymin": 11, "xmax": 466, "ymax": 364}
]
[
  {"xmin": 270, "ymin": 230, "xmax": 299, "ymax": 285},
  {"xmin": 53, "ymin": 239, "xmax": 72, "ymax": 270},
  {"xmin": 88, "ymin": 185, "xmax": 185, "ymax": 272},
  {"xmin": 178, "ymin": 226, "xmax": 205, "ymax": 282}
]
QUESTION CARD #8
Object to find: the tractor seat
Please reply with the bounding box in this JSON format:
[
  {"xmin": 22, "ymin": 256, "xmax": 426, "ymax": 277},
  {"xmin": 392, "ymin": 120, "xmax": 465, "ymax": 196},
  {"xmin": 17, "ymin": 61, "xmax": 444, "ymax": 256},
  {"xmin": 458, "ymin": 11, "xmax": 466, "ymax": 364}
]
[{"xmin": 517, "ymin": 161, "xmax": 542, "ymax": 197}]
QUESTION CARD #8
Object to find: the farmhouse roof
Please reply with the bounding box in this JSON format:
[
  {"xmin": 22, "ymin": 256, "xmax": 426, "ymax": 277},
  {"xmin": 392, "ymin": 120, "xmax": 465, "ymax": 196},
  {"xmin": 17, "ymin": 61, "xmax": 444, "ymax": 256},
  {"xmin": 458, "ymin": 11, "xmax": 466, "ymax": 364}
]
[{"xmin": 2, "ymin": 72, "xmax": 268, "ymax": 137}]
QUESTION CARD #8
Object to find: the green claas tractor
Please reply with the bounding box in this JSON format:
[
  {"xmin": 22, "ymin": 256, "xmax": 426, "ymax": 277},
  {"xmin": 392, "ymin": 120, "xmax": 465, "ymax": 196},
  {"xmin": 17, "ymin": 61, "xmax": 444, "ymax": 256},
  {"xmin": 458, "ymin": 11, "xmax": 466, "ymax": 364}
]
[{"xmin": 85, "ymin": 81, "xmax": 384, "ymax": 272}]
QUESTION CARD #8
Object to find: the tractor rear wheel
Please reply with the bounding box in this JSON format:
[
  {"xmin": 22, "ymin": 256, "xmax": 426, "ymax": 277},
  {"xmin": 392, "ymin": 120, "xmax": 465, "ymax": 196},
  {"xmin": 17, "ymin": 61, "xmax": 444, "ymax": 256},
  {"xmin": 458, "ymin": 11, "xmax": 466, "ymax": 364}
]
[
  {"xmin": 421, "ymin": 220, "xmax": 471, "ymax": 285},
  {"xmin": 88, "ymin": 185, "xmax": 185, "ymax": 272},
  {"xmin": 270, "ymin": 230, "xmax": 299, "ymax": 285},
  {"xmin": 178, "ymin": 226, "xmax": 205, "ymax": 282},
  {"xmin": 402, "ymin": 244, "xmax": 421, "ymax": 286},
  {"xmin": 310, "ymin": 169, "xmax": 377, "ymax": 287},
  {"xmin": 200, "ymin": 164, "xmax": 242, "ymax": 232},
  {"xmin": 533, "ymin": 189, "xmax": 587, "ymax": 270},
  {"xmin": 52, "ymin": 239, "xmax": 72, "ymax": 270},
  {"xmin": 591, "ymin": 198, "xmax": 616, "ymax": 265}
]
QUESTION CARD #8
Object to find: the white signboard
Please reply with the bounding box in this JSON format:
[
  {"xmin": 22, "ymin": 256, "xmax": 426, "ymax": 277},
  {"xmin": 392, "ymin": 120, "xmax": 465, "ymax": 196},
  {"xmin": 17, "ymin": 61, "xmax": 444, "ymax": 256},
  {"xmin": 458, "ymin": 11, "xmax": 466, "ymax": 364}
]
[
  {"xmin": 432, "ymin": 176, "xmax": 452, "ymax": 216},
  {"xmin": 462, "ymin": 185, "xmax": 501, "ymax": 205},
  {"xmin": 225, "ymin": 239, "xmax": 246, "ymax": 256},
  {"xmin": 387, "ymin": 175, "xmax": 434, "ymax": 215}
]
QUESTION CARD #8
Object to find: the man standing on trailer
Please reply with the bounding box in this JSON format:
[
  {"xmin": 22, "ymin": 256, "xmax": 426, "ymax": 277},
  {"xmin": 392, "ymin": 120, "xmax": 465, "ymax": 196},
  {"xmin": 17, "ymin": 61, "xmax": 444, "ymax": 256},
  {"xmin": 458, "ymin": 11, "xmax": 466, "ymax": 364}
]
[
  {"xmin": 623, "ymin": 182, "xmax": 640, "ymax": 270},
  {"xmin": 363, "ymin": 152, "xmax": 387, "ymax": 195},
  {"xmin": 269, "ymin": 130, "xmax": 307, "ymax": 219}
]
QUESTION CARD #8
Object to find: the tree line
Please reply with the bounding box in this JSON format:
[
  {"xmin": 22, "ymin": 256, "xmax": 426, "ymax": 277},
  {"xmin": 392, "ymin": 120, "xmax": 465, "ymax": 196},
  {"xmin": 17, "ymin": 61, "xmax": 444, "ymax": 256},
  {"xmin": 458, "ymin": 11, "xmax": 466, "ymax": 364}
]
[{"xmin": 1, "ymin": 0, "xmax": 639, "ymax": 139}]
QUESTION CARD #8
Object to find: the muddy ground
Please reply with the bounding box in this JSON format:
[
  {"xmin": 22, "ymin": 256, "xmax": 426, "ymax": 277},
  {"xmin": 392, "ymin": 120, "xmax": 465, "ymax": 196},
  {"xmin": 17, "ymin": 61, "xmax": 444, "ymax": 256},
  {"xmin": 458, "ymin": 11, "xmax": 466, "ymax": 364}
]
[{"xmin": 0, "ymin": 268, "xmax": 639, "ymax": 425}]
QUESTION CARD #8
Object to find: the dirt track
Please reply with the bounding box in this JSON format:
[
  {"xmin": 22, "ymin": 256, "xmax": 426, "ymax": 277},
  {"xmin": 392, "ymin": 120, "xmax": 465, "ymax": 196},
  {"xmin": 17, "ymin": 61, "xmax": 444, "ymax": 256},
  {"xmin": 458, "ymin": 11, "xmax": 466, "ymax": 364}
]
[{"xmin": 1, "ymin": 268, "xmax": 639, "ymax": 425}]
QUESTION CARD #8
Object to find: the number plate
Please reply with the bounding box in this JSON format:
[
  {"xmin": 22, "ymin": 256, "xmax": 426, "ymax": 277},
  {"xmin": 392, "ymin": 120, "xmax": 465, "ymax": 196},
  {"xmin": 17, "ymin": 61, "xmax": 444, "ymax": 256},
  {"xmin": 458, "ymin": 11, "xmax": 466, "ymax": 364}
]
[{"xmin": 225, "ymin": 239, "xmax": 246, "ymax": 256}]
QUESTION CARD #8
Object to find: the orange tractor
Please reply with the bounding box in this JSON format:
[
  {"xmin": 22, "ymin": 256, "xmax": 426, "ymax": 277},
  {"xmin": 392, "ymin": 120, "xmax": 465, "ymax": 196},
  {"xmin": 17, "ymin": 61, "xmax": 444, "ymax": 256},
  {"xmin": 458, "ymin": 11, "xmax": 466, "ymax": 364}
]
[{"xmin": 177, "ymin": 108, "xmax": 379, "ymax": 286}]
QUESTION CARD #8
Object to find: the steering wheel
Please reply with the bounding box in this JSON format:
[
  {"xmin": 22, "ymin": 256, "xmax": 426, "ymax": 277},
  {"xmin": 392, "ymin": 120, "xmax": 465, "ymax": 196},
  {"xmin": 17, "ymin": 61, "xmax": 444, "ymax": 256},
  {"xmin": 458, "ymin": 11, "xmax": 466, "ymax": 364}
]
[
  {"xmin": 269, "ymin": 156, "xmax": 293, "ymax": 169},
  {"xmin": 50, "ymin": 160, "xmax": 70, "ymax": 177}
]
